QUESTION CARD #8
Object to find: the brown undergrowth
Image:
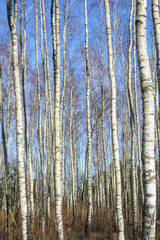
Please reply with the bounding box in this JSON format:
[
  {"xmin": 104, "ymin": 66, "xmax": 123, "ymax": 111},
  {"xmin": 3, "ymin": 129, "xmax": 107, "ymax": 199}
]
[{"xmin": 0, "ymin": 206, "xmax": 160, "ymax": 239}]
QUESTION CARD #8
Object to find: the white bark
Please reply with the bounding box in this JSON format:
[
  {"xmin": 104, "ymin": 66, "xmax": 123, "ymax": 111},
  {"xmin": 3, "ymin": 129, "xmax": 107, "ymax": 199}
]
[
  {"xmin": 152, "ymin": 0, "xmax": 160, "ymax": 204},
  {"xmin": 100, "ymin": 35, "xmax": 109, "ymax": 210},
  {"xmin": 133, "ymin": 0, "xmax": 144, "ymax": 205},
  {"xmin": 34, "ymin": 0, "xmax": 43, "ymax": 207},
  {"xmin": 136, "ymin": 1, "xmax": 156, "ymax": 239},
  {"xmin": 104, "ymin": 0, "xmax": 125, "ymax": 239},
  {"xmin": 69, "ymin": 72, "xmax": 76, "ymax": 220},
  {"xmin": 54, "ymin": 0, "xmax": 63, "ymax": 239},
  {"xmin": 84, "ymin": 0, "xmax": 92, "ymax": 236},
  {"xmin": 27, "ymin": 146, "xmax": 34, "ymax": 221},
  {"xmin": 7, "ymin": 1, "xmax": 29, "ymax": 239},
  {"xmin": 61, "ymin": 0, "xmax": 68, "ymax": 196},
  {"xmin": 127, "ymin": 0, "xmax": 138, "ymax": 231},
  {"xmin": 152, "ymin": 0, "xmax": 160, "ymax": 91}
]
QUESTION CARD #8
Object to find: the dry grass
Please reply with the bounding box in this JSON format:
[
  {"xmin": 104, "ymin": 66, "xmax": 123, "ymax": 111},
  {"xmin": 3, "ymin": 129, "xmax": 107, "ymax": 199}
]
[{"xmin": 0, "ymin": 205, "xmax": 160, "ymax": 239}]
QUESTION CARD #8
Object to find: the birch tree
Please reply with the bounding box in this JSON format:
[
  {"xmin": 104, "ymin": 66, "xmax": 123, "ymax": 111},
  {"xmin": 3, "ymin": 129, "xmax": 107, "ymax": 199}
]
[
  {"xmin": 127, "ymin": 0, "xmax": 138, "ymax": 232},
  {"xmin": 6, "ymin": 0, "xmax": 29, "ymax": 239},
  {"xmin": 100, "ymin": 29, "xmax": 109, "ymax": 211},
  {"xmin": 152, "ymin": 0, "xmax": 160, "ymax": 96},
  {"xmin": 136, "ymin": 0, "xmax": 156, "ymax": 239},
  {"xmin": 69, "ymin": 68, "xmax": 76, "ymax": 221},
  {"xmin": 53, "ymin": 0, "xmax": 63, "ymax": 239},
  {"xmin": 152, "ymin": 0, "xmax": 160, "ymax": 203},
  {"xmin": 61, "ymin": 0, "xmax": 68, "ymax": 195},
  {"xmin": 133, "ymin": 0, "xmax": 144, "ymax": 206},
  {"xmin": 104, "ymin": 0, "xmax": 125, "ymax": 239},
  {"xmin": 0, "ymin": 63, "xmax": 10, "ymax": 240},
  {"xmin": 84, "ymin": 0, "xmax": 92, "ymax": 236}
]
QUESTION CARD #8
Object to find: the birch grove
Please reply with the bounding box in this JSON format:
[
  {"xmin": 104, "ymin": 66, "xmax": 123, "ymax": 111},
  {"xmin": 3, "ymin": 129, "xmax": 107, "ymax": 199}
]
[{"xmin": 0, "ymin": 0, "xmax": 159, "ymax": 239}]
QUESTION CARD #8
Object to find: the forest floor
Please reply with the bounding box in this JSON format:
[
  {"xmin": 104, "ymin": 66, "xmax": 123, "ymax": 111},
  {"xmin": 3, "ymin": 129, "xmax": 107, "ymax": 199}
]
[
  {"xmin": 0, "ymin": 205, "xmax": 160, "ymax": 239},
  {"xmin": 74, "ymin": 233, "xmax": 117, "ymax": 240}
]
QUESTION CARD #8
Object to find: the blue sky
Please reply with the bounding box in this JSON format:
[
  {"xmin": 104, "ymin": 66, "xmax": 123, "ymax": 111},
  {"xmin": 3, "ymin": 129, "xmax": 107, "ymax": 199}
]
[{"xmin": 0, "ymin": 0, "xmax": 156, "ymax": 178}]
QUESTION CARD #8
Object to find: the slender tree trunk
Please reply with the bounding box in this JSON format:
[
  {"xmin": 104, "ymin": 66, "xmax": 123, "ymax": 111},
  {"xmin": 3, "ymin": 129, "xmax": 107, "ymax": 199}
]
[
  {"xmin": 136, "ymin": 1, "xmax": 156, "ymax": 239},
  {"xmin": 20, "ymin": 0, "xmax": 35, "ymax": 223},
  {"xmin": 40, "ymin": 0, "xmax": 49, "ymax": 233},
  {"xmin": 34, "ymin": 0, "xmax": 43, "ymax": 216},
  {"xmin": 35, "ymin": 137, "xmax": 39, "ymax": 207},
  {"xmin": 6, "ymin": 1, "xmax": 29, "ymax": 239},
  {"xmin": 127, "ymin": 0, "xmax": 138, "ymax": 232},
  {"xmin": 0, "ymin": 64, "xmax": 9, "ymax": 240},
  {"xmin": 61, "ymin": 0, "xmax": 68, "ymax": 197},
  {"xmin": 27, "ymin": 141, "xmax": 35, "ymax": 223},
  {"xmin": 152, "ymin": 0, "xmax": 160, "ymax": 97},
  {"xmin": 41, "ymin": 0, "xmax": 54, "ymax": 150},
  {"xmin": 155, "ymin": 74, "xmax": 160, "ymax": 203},
  {"xmin": 84, "ymin": 0, "xmax": 92, "ymax": 236},
  {"xmin": 100, "ymin": 35, "xmax": 109, "ymax": 211},
  {"xmin": 152, "ymin": 0, "xmax": 160, "ymax": 204},
  {"xmin": 122, "ymin": 109, "xmax": 129, "ymax": 221},
  {"xmin": 69, "ymin": 71, "xmax": 76, "ymax": 221},
  {"xmin": 133, "ymin": 0, "xmax": 144, "ymax": 207},
  {"xmin": 46, "ymin": 123, "xmax": 51, "ymax": 220},
  {"xmin": 54, "ymin": 0, "xmax": 63, "ymax": 239},
  {"xmin": 104, "ymin": 0, "xmax": 125, "ymax": 239}
]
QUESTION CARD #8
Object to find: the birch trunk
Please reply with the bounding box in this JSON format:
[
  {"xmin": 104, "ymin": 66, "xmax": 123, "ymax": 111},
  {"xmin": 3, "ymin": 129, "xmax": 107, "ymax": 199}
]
[
  {"xmin": 152, "ymin": 0, "xmax": 160, "ymax": 96},
  {"xmin": 152, "ymin": 0, "xmax": 160, "ymax": 203},
  {"xmin": 84, "ymin": 0, "xmax": 92, "ymax": 236},
  {"xmin": 34, "ymin": 0, "xmax": 43, "ymax": 210},
  {"xmin": 61, "ymin": 0, "xmax": 68, "ymax": 195},
  {"xmin": 35, "ymin": 138, "xmax": 39, "ymax": 207},
  {"xmin": 27, "ymin": 143, "xmax": 34, "ymax": 223},
  {"xmin": 133, "ymin": 0, "xmax": 144, "ymax": 206},
  {"xmin": 100, "ymin": 35, "xmax": 109, "ymax": 210},
  {"xmin": 21, "ymin": 0, "xmax": 35, "ymax": 223},
  {"xmin": 39, "ymin": 0, "xmax": 47, "ymax": 234},
  {"xmin": 41, "ymin": 0, "xmax": 54, "ymax": 160},
  {"xmin": 155, "ymin": 74, "xmax": 160, "ymax": 202},
  {"xmin": 7, "ymin": 1, "xmax": 29, "ymax": 239},
  {"xmin": 104, "ymin": 0, "xmax": 124, "ymax": 238},
  {"xmin": 54, "ymin": 0, "xmax": 63, "ymax": 239},
  {"xmin": 127, "ymin": 0, "xmax": 138, "ymax": 231},
  {"xmin": 69, "ymin": 72, "xmax": 76, "ymax": 221},
  {"xmin": 122, "ymin": 109, "xmax": 129, "ymax": 221},
  {"xmin": 46, "ymin": 123, "xmax": 51, "ymax": 219},
  {"xmin": 0, "ymin": 64, "xmax": 9, "ymax": 240},
  {"xmin": 136, "ymin": 1, "xmax": 156, "ymax": 239}
]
